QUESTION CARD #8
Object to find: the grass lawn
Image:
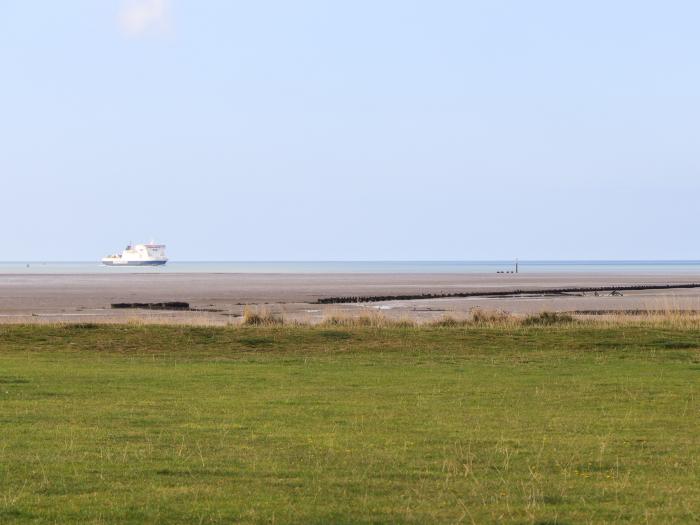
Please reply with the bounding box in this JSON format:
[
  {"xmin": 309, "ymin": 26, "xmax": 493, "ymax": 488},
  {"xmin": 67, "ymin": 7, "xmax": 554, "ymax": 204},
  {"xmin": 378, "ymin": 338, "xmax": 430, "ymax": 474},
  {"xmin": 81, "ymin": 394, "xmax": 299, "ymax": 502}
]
[{"xmin": 0, "ymin": 324, "xmax": 698, "ymax": 523}]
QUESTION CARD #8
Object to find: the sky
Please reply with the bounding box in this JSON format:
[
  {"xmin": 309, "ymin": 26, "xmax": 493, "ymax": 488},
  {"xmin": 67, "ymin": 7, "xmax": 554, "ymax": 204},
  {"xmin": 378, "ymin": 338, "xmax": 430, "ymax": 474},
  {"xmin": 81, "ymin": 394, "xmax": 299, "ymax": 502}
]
[{"xmin": 1, "ymin": 0, "xmax": 699, "ymax": 261}]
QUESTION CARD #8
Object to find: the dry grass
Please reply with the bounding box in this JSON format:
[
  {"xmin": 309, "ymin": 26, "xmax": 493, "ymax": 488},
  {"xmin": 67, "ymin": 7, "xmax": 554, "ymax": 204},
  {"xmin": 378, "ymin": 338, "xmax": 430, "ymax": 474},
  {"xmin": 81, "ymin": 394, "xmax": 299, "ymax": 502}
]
[
  {"xmin": 430, "ymin": 308, "xmax": 531, "ymax": 328},
  {"xmin": 321, "ymin": 307, "xmax": 518, "ymax": 328},
  {"xmin": 470, "ymin": 307, "xmax": 513, "ymax": 324},
  {"xmin": 252, "ymin": 307, "xmax": 700, "ymax": 330},
  {"xmin": 241, "ymin": 306, "xmax": 284, "ymax": 326},
  {"xmin": 320, "ymin": 310, "xmax": 413, "ymax": 328},
  {"xmin": 354, "ymin": 308, "xmax": 700, "ymax": 330},
  {"xmin": 429, "ymin": 316, "xmax": 467, "ymax": 327},
  {"xmin": 522, "ymin": 311, "xmax": 575, "ymax": 326},
  {"xmin": 8, "ymin": 307, "xmax": 700, "ymax": 330}
]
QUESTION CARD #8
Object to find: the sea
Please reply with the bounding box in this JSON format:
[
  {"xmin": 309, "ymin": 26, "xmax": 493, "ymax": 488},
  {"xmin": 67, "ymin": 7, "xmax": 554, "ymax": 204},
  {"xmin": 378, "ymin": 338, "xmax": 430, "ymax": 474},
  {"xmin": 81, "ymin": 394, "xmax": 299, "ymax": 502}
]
[{"xmin": 1, "ymin": 261, "xmax": 700, "ymax": 274}]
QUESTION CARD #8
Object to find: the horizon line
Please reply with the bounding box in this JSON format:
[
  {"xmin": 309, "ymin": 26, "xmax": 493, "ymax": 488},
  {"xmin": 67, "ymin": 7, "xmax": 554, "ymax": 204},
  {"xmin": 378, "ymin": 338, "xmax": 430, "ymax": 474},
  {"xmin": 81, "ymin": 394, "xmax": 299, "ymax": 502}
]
[{"xmin": 2, "ymin": 259, "xmax": 700, "ymax": 264}]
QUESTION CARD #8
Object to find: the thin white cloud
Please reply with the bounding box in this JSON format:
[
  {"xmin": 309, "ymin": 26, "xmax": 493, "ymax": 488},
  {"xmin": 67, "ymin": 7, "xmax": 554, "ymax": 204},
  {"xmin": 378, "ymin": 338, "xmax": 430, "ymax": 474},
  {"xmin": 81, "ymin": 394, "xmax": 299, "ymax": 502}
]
[{"xmin": 118, "ymin": 0, "xmax": 171, "ymax": 36}]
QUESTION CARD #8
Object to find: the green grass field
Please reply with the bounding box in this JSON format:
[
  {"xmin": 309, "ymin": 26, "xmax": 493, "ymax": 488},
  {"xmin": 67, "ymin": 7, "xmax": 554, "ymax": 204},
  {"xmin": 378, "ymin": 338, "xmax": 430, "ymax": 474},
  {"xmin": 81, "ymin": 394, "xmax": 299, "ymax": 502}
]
[{"xmin": 1, "ymin": 324, "xmax": 698, "ymax": 523}]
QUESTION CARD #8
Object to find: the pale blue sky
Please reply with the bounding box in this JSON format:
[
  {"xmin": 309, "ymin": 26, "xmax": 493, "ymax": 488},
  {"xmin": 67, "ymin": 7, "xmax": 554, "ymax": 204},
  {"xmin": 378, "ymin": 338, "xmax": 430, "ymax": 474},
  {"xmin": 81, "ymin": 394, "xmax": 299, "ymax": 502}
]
[{"xmin": 1, "ymin": 1, "xmax": 699, "ymax": 261}]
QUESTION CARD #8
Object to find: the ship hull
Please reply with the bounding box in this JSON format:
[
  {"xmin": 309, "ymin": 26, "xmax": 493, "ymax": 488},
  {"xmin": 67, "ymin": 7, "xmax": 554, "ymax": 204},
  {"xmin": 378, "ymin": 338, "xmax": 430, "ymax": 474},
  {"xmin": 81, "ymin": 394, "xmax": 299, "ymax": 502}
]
[{"xmin": 102, "ymin": 260, "xmax": 167, "ymax": 266}]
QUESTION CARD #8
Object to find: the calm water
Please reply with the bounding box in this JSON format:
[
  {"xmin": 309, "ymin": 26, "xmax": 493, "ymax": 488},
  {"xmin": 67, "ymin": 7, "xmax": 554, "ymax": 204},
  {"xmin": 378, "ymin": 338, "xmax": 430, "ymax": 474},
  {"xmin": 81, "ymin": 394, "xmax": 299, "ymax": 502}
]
[{"xmin": 1, "ymin": 261, "xmax": 700, "ymax": 274}]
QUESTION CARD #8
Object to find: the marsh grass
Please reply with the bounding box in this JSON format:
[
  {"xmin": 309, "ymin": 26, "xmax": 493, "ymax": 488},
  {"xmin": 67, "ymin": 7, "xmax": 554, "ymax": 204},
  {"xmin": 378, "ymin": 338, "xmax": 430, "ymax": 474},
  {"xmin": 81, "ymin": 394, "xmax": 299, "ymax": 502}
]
[{"xmin": 0, "ymin": 322, "xmax": 698, "ymax": 523}]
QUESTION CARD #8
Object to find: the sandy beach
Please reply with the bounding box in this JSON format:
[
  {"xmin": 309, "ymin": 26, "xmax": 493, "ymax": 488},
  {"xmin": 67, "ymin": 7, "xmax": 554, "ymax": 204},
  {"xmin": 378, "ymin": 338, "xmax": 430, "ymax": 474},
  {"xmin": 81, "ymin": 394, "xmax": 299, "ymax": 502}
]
[{"xmin": 2, "ymin": 271, "xmax": 700, "ymax": 324}]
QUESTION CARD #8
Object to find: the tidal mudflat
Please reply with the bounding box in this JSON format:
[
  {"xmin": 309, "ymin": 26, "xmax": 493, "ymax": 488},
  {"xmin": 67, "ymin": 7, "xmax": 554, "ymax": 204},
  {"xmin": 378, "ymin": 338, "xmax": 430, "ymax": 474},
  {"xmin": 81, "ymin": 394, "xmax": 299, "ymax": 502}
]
[{"xmin": 2, "ymin": 272, "xmax": 700, "ymax": 324}]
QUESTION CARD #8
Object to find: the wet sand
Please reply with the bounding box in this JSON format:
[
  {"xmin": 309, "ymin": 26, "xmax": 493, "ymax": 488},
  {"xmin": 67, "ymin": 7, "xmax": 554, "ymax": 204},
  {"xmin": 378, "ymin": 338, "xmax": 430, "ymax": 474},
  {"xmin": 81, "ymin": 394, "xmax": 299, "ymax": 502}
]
[{"xmin": 1, "ymin": 272, "xmax": 700, "ymax": 324}]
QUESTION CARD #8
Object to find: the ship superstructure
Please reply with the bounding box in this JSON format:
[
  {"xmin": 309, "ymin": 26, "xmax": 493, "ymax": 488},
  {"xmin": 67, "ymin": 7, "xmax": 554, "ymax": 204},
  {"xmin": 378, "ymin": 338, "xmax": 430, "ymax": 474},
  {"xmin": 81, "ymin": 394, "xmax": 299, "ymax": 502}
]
[{"xmin": 102, "ymin": 243, "xmax": 168, "ymax": 266}]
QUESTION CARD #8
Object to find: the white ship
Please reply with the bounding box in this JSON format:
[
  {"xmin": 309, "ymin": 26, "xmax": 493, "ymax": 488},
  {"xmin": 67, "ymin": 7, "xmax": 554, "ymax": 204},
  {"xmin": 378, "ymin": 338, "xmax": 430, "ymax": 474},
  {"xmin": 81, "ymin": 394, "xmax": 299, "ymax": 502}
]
[{"xmin": 102, "ymin": 243, "xmax": 168, "ymax": 266}]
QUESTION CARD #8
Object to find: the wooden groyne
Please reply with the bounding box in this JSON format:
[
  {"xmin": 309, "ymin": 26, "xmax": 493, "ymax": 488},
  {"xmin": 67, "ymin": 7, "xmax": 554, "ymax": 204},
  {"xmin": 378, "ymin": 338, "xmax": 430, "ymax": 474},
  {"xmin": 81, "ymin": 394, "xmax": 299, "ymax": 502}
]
[
  {"xmin": 111, "ymin": 302, "xmax": 190, "ymax": 310},
  {"xmin": 315, "ymin": 283, "xmax": 700, "ymax": 304}
]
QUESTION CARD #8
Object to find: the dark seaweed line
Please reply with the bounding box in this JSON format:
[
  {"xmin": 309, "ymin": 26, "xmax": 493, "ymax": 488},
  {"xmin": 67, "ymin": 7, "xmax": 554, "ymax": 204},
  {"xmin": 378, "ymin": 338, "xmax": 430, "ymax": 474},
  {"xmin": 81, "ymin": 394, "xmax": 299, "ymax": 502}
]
[{"xmin": 315, "ymin": 283, "xmax": 700, "ymax": 304}]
